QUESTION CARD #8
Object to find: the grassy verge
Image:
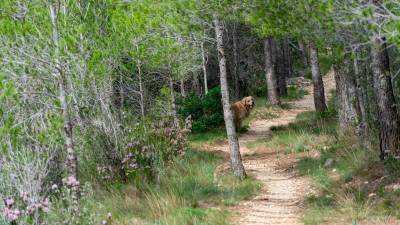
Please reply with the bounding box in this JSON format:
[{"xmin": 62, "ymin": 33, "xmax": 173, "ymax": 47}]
[
  {"xmin": 188, "ymin": 129, "xmax": 227, "ymax": 149},
  {"xmin": 282, "ymin": 85, "xmax": 309, "ymax": 101},
  {"xmin": 91, "ymin": 149, "xmax": 261, "ymax": 225},
  {"xmin": 300, "ymin": 140, "xmax": 400, "ymax": 225},
  {"xmin": 245, "ymin": 111, "xmax": 337, "ymax": 154},
  {"xmin": 262, "ymin": 97, "xmax": 400, "ymax": 224}
]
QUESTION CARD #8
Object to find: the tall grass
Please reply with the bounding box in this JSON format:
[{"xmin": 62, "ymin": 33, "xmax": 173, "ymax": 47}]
[
  {"xmin": 91, "ymin": 150, "xmax": 260, "ymax": 225},
  {"xmin": 283, "ymin": 109, "xmax": 400, "ymax": 224}
]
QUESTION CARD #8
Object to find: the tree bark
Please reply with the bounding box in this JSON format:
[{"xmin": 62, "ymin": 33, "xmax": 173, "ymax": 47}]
[
  {"xmin": 285, "ymin": 39, "xmax": 294, "ymax": 78},
  {"xmin": 169, "ymin": 75, "xmax": 180, "ymax": 128},
  {"xmin": 264, "ymin": 38, "xmax": 280, "ymax": 105},
  {"xmin": 232, "ymin": 23, "xmax": 241, "ymax": 99},
  {"xmin": 299, "ymin": 41, "xmax": 308, "ymax": 65},
  {"xmin": 136, "ymin": 45, "xmax": 145, "ymax": 121},
  {"xmin": 49, "ymin": 3, "xmax": 77, "ymax": 179},
  {"xmin": 192, "ymin": 72, "xmax": 201, "ymax": 96},
  {"xmin": 353, "ymin": 48, "xmax": 370, "ymax": 146},
  {"xmin": 309, "ymin": 41, "xmax": 327, "ymax": 112},
  {"xmin": 180, "ymin": 79, "xmax": 186, "ymax": 97},
  {"xmin": 214, "ymin": 15, "xmax": 246, "ymax": 178},
  {"xmin": 201, "ymin": 41, "xmax": 208, "ymax": 95},
  {"xmin": 279, "ymin": 39, "xmax": 289, "ymax": 96},
  {"xmin": 334, "ymin": 56, "xmax": 361, "ymax": 137},
  {"xmin": 370, "ymin": 35, "xmax": 400, "ymax": 159}
]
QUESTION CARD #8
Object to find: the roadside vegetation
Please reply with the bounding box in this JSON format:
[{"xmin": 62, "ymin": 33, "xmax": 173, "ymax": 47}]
[
  {"xmin": 244, "ymin": 93, "xmax": 400, "ymax": 225},
  {"xmin": 88, "ymin": 150, "xmax": 260, "ymax": 225},
  {"xmin": 2, "ymin": 0, "xmax": 400, "ymax": 224}
]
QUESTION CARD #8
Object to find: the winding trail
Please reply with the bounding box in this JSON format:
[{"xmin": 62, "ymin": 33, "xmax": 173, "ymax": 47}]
[{"xmin": 209, "ymin": 71, "xmax": 336, "ymax": 225}]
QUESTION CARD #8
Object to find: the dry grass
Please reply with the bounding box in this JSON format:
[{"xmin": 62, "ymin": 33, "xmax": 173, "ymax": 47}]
[{"xmin": 90, "ymin": 150, "xmax": 260, "ymax": 225}]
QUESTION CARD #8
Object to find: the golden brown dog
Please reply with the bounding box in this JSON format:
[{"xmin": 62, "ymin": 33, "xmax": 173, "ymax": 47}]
[{"xmin": 230, "ymin": 96, "xmax": 255, "ymax": 131}]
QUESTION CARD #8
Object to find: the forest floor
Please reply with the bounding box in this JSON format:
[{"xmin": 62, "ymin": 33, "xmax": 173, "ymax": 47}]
[{"xmin": 201, "ymin": 70, "xmax": 336, "ymax": 225}]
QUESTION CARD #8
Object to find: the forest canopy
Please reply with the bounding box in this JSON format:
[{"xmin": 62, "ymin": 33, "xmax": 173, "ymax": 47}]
[{"xmin": 1, "ymin": 0, "xmax": 400, "ymax": 224}]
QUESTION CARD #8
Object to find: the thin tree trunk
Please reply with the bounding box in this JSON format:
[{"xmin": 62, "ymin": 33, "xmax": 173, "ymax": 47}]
[
  {"xmin": 138, "ymin": 64, "xmax": 145, "ymax": 119},
  {"xmin": 309, "ymin": 41, "xmax": 327, "ymax": 112},
  {"xmin": 136, "ymin": 45, "xmax": 146, "ymax": 133},
  {"xmin": 286, "ymin": 39, "xmax": 294, "ymax": 78},
  {"xmin": 192, "ymin": 72, "xmax": 201, "ymax": 95},
  {"xmin": 201, "ymin": 42, "xmax": 208, "ymax": 95},
  {"xmin": 264, "ymin": 38, "xmax": 280, "ymax": 105},
  {"xmin": 299, "ymin": 41, "xmax": 308, "ymax": 69},
  {"xmin": 279, "ymin": 39, "xmax": 289, "ymax": 96},
  {"xmin": 168, "ymin": 75, "xmax": 180, "ymax": 128},
  {"xmin": 370, "ymin": 35, "xmax": 400, "ymax": 159},
  {"xmin": 271, "ymin": 39, "xmax": 283, "ymax": 95},
  {"xmin": 232, "ymin": 23, "xmax": 240, "ymax": 99},
  {"xmin": 214, "ymin": 15, "xmax": 246, "ymax": 178},
  {"xmin": 49, "ymin": 3, "xmax": 77, "ymax": 179},
  {"xmin": 119, "ymin": 74, "xmax": 125, "ymax": 107},
  {"xmin": 180, "ymin": 79, "xmax": 186, "ymax": 97}
]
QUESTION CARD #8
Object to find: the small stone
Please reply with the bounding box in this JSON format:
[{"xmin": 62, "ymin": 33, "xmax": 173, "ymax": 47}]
[
  {"xmin": 385, "ymin": 183, "xmax": 400, "ymax": 191},
  {"xmin": 392, "ymin": 184, "xmax": 400, "ymax": 191},
  {"xmin": 324, "ymin": 158, "xmax": 334, "ymax": 168},
  {"xmin": 368, "ymin": 193, "xmax": 376, "ymax": 197}
]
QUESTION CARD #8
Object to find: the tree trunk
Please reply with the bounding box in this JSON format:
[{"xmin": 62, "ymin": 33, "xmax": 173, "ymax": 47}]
[
  {"xmin": 353, "ymin": 48, "xmax": 370, "ymax": 146},
  {"xmin": 169, "ymin": 75, "xmax": 180, "ymax": 128},
  {"xmin": 279, "ymin": 39, "xmax": 289, "ymax": 96},
  {"xmin": 201, "ymin": 42, "xmax": 208, "ymax": 95},
  {"xmin": 192, "ymin": 72, "xmax": 201, "ymax": 96},
  {"xmin": 49, "ymin": 3, "xmax": 77, "ymax": 180},
  {"xmin": 232, "ymin": 23, "xmax": 240, "ymax": 99},
  {"xmin": 334, "ymin": 56, "xmax": 361, "ymax": 137},
  {"xmin": 299, "ymin": 41, "xmax": 308, "ymax": 65},
  {"xmin": 286, "ymin": 39, "xmax": 294, "ymax": 78},
  {"xmin": 271, "ymin": 39, "xmax": 285, "ymax": 96},
  {"xmin": 370, "ymin": 35, "xmax": 400, "ymax": 159},
  {"xmin": 136, "ymin": 46, "xmax": 147, "ymax": 133},
  {"xmin": 214, "ymin": 15, "xmax": 246, "ymax": 178},
  {"xmin": 264, "ymin": 38, "xmax": 280, "ymax": 105},
  {"xmin": 180, "ymin": 79, "xmax": 186, "ymax": 97},
  {"xmin": 309, "ymin": 41, "xmax": 327, "ymax": 112}
]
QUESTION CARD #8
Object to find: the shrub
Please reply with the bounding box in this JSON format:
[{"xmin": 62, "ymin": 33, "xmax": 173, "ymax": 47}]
[
  {"xmin": 79, "ymin": 116, "xmax": 190, "ymax": 185},
  {"xmin": 178, "ymin": 87, "xmax": 224, "ymax": 133}
]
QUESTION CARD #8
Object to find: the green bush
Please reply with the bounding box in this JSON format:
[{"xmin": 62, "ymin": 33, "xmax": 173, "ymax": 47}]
[{"xmin": 178, "ymin": 87, "xmax": 224, "ymax": 133}]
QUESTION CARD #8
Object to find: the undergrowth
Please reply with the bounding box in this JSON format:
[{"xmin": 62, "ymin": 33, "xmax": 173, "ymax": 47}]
[
  {"xmin": 246, "ymin": 111, "xmax": 337, "ymax": 154},
  {"xmin": 91, "ymin": 150, "xmax": 261, "ymax": 225},
  {"xmin": 272, "ymin": 98, "xmax": 400, "ymax": 224}
]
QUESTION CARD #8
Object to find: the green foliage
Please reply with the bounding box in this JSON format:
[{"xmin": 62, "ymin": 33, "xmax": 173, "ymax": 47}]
[
  {"xmin": 383, "ymin": 157, "xmax": 400, "ymax": 176},
  {"xmin": 282, "ymin": 86, "xmax": 309, "ymax": 101},
  {"xmin": 178, "ymin": 87, "xmax": 224, "ymax": 133},
  {"xmin": 79, "ymin": 117, "xmax": 188, "ymax": 184}
]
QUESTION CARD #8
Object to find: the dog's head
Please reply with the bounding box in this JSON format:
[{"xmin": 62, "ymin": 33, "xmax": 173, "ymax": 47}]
[{"xmin": 242, "ymin": 96, "xmax": 255, "ymax": 109}]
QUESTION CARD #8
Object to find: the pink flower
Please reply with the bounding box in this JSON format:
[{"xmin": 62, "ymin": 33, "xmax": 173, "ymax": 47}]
[
  {"xmin": 42, "ymin": 198, "xmax": 49, "ymax": 207},
  {"xmin": 20, "ymin": 192, "xmax": 30, "ymax": 202},
  {"xmin": 3, "ymin": 207, "xmax": 20, "ymax": 221},
  {"xmin": 65, "ymin": 176, "xmax": 80, "ymax": 187},
  {"xmin": 5, "ymin": 198, "xmax": 14, "ymax": 207}
]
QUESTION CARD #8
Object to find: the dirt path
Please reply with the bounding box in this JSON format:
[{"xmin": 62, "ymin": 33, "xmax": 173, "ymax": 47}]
[{"xmin": 210, "ymin": 71, "xmax": 336, "ymax": 225}]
